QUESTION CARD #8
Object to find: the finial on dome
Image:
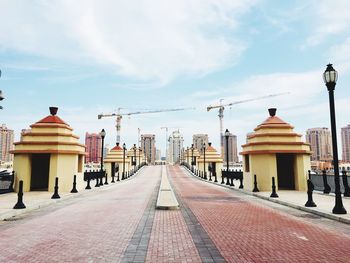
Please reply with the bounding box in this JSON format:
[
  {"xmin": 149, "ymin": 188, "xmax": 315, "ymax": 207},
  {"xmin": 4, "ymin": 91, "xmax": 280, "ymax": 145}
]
[
  {"xmin": 208, "ymin": 142, "xmax": 212, "ymax": 147},
  {"xmin": 49, "ymin": 107, "xmax": 58, "ymax": 116},
  {"xmin": 268, "ymin": 108, "xmax": 276, "ymax": 117}
]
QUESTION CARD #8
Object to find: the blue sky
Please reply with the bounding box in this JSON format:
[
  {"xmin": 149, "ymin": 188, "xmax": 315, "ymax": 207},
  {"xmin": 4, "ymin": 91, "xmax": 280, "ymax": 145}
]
[{"xmin": 1, "ymin": 0, "xmax": 350, "ymax": 159}]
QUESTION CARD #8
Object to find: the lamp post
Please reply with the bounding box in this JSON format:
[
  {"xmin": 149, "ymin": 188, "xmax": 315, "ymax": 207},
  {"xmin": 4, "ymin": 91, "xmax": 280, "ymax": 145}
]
[
  {"xmin": 122, "ymin": 143, "xmax": 126, "ymax": 180},
  {"xmin": 225, "ymin": 129, "xmax": 231, "ymax": 186},
  {"xmin": 100, "ymin": 129, "xmax": 106, "ymax": 186},
  {"xmin": 133, "ymin": 143, "xmax": 137, "ymax": 172},
  {"xmin": 186, "ymin": 147, "xmax": 189, "ymax": 167},
  {"xmin": 191, "ymin": 144, "xmax": 194, "ymax": 172},
  {"xmin": 0, "ymin": 70, "xmax": 4, "ymax": 110},
  {"xmin": 138, "ymin": 146, "xmax": 141, "ymax": 169},
  {"xmin": 323, "ymin": 64, "xmax": 347, "ymax": 214},
  {"xmin": 203, "ymin": 143, "xmax": 207, "ymax": 180}
]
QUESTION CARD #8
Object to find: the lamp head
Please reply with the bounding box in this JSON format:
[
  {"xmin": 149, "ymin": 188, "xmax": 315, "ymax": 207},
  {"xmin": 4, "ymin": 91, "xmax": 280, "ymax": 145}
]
[
  {"xmin": 323, "ymin": 63, "xmax": 338, "ymax": 91},
  {"xmin": 100, "ymin": 129, "xmax": 106, "ymax": 138}
]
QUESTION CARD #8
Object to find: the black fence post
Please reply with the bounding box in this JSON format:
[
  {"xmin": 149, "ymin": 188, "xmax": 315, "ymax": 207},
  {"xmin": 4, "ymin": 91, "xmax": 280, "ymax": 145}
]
[
  {"xmin": 85, "ymin": 174, "xmax": 91, "ymax": 190},
  {"xmin": 322, "ymin": 170, "xmax": 331, "ymax": 194},
  {"xmin": 51, "ymin": 177, "xmax": 60, "ymax": 199},
  {"xmin": 253, "ymin": 174, "xmax": 259, "ymax": 192},
  {"xmin": 305, "ymin": 171, "xmax": 317, "ymax": 207},
  {"xmin": 104, "ymin": 172, "xmax": 108, "ymax": 185},
  {"xmin": 13, "ymin": 180, "xmax": 26, "ymax": 209},
  {"xmin": 111, "ymin": 172, "xmax": 115, "ymax": 183},
  {"xmin": 239, "ymin": 174, "xmax": 243, "ymax": 189},
  {"xmin": 117, "ymin": 172, "xmax": 120, "ymax": 181},
  {"xmin": 70, "ymin": 175, "xmax": 78, "ymax": 193},
  {"xmin": 230, "ymin": 172, "xmax": 234, "ymax": 187},
  {"xmin": 226, "ymin": 171, "xmax": 230, "ymax": 185},
  {"xmin": 214, "ymin": 171, "xmax": 218, "ymax": 183},
  {"xmin": 95, "ymin": 170, "xmax": 100, "ymax": 187},
  {"xmin": 209, "ymin": 171, "xmax": 212, "ymax": 181},
  {"xmin": 270, "ymin": 177, "xmax": 278, "ymax": 198},
  {"xmin": 342, "ymin": 171, "xmax": 350, "ymax": 197},
  {"xmin": 221, "ymin": 171, "xmax": 225, "ymax": 184}
]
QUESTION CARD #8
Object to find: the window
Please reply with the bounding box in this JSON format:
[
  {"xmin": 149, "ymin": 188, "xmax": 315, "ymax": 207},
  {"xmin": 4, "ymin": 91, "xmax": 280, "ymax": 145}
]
[{"xmin": 244, "ymin": 155, "xmax": 250, "ymax": 172}]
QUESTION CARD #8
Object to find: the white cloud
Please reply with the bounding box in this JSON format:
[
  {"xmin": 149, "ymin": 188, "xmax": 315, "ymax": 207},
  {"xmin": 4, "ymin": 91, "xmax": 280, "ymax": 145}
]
[
  {"xmin": 0, "ymin": 0, "xmax": 257, "ymax": 84},
  {"xmin": 303, "ymin": 0, "xmax": 350, "ymax": 47}
]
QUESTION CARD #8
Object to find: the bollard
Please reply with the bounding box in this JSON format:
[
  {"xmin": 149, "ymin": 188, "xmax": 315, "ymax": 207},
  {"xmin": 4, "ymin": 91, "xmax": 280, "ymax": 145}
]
[
  {"xmin": 122, "ymin": 172, "xmax": 125, "ymax": 180},
  {"xmin": 111, "ymin": 172, "xmax": 115, "ymax": 183},
  {"xmin": 104, "ymin": 172, "xmax": 108, "ymax": 185},
  {"xmin": 214, "ymin": 171, "xmax": 218, "ymax": 183},
  {"xmin": 322, "ymin": 170, "xmax": 331, "ymax": 194},
  {"xmin": 70, "ymin": 175, "xmax": 78, "ymax": 193},
  {"xmin": 253, "ymin": 174, "xmax": 259, "ymax": 192},
  {"xmin": 270, "ymin": 177, "xmax": 278, "ymax": 198},
  {"xmin": 204, "ymin": 171, "xmax": 207, "ymax": 180},
  {"xmin": 13, "ymin": 180, "xmax": 26, "ymax": 209},
  {"xmin": 117, "ymin": 172, "xmax": 120, "ymax": 182},
  {"xmin": 230, "ymin": 173, "xmax": 234, "ymax": 187},
  {"xmin": 9, "ymin": 171, "xmax": 15, "ymax": 192},
  {"xmin": 209, "ymin": 171, "xmax": 212, "ymax": 181},
  {"xmin": 85, "ymin": 175, "xmax": 91, "ymax": 190},
  {"xmin": 305, "ymin": 172, "xmax": 317, "ymax": 207},
  {"xmin": 221, "ymin": 171, "xmax": 225, "ymax": 184},
  {"xmin": 51, "ymin": 177, "xmax": 60, "ymax": 199}
]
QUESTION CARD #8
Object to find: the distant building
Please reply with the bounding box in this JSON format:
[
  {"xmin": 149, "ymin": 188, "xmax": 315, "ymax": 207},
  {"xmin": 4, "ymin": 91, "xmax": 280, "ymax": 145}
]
[
  {"xmin": 156, "ymin": 149, "xmax": 161, "ymax": 161},
  {"xmin": 306, "ymin": 128, "xmax": 332, "ymax": 161},
  {"xmin": 193, "ymin": 134, "xmax": 208, "ymax": 153},
  {"xmin": 141, "ymin": 134, "xmax": 156, "ymax": 164},
  {"xmin": 168, "ymin": 130, "xmax": 183, "ymax": 164},
  {"xmin": 0, "ymin": 124, "xmax": 14, "ymax": 162},
  {"xmin": 85, "ymin": 132, "xmax": 102, "ymax": 163},
  {"xmin": 341, "ymin": 124, "xmax": 350, "ymax": 162},
  {"xmin": 222, "ymin": 132, "xmax": 238, "ymax": 164}
]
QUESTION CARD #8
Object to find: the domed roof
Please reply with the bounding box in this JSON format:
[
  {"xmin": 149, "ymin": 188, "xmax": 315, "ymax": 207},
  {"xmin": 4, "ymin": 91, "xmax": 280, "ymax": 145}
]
[
  {"xmin": 104, "ymin": 143, "xmax": 130, "ymax": 163},
  {"xmin": 241, "ymin": 108, "xmax": 311, "ymax": 155},
  {"xmin": 11, "ymin": 107, "xmax": 85, "ymax": 155},
  {"xmin": 198, "ymin": 143, "xmax": 223, "ymax": 163}
]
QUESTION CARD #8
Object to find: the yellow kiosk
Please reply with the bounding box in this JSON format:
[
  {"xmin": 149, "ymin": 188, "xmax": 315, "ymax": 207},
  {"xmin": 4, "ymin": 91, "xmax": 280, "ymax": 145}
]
[
  {"xmin": 241, "ymin": 108, "xmax": 311, "ymax": 192},
  {"xmin": 104, "ymin": 143, "xmax": 130, "ymax": 180},
  {"xmin": 197, "ymin": 143, "xmax": 223, "ymax": 180},
  {"xmin": 11, "ymin": 107, "xmax": 86, "ymax": 192}
]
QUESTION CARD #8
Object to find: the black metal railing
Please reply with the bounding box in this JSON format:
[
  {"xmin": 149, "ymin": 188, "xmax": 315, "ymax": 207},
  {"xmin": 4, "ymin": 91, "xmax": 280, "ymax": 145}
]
[{"xmin": 0, "ymin": 170, "xmax": 14, "ymax": 194}]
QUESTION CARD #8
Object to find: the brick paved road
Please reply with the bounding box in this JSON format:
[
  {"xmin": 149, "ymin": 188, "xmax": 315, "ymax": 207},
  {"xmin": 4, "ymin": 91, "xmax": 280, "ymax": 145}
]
[
  {"xmin": 0, "ymin": 166, "xmax": 162, "ymax": 263},
  {"xmin": 168, "ymin": 165, "xmax": 350, "ymax": 263}
]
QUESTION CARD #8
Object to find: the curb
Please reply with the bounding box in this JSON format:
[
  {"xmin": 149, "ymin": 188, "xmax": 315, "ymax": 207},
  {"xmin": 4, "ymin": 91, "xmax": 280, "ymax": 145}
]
[
  {"xmin": 181, "ymin": 166, "xmax": 350, "ymax": 225},
  {"xmin": 156, "ymin": 166, "xmax": 179, "ymax": 210}
]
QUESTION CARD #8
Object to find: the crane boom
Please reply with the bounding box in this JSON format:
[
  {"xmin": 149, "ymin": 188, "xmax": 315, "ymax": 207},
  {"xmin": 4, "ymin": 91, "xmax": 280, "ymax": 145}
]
[
  {"xmin": 98, "ymin": 107, "xmax": 194, "ymax": 144},
  {"xmin": 206, "ymin": 92, "xmax": 289, "ymax": 158}
]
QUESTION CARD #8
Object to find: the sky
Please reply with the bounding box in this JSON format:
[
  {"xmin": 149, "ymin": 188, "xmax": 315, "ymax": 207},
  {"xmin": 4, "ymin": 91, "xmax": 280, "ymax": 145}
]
[{"xmin": 1, "ymin": 0, "xmax": 350, "ymax": 160}]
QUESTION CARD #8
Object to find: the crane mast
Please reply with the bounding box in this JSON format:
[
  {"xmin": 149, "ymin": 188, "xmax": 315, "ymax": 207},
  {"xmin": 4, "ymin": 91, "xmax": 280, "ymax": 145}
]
[{"xmin": 207, "ymin": 92, "xmax": 289, "ymax": 157}]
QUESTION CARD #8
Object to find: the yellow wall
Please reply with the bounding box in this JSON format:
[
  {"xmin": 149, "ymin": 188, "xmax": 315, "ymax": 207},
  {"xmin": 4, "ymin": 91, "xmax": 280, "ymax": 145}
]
[{"xmin": 13, "ymin": 154, "xmax": 31, "ymax": 192}]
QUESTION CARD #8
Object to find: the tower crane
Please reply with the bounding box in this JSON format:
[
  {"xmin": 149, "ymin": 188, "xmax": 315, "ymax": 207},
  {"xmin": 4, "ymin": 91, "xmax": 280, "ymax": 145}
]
[
  {"xmin": 207, "ymin": 92, "xmax": 289, "ymax": 157},
  {"xmin": 98, "ymin": 107, "xmax": 193, "ymax": 144}
]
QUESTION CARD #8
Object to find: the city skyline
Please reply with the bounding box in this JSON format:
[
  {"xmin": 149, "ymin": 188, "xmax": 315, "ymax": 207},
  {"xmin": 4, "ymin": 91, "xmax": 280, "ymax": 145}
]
[{"xmin": 0, "ymin": 1, "xmax": 350, "ymax": 156}]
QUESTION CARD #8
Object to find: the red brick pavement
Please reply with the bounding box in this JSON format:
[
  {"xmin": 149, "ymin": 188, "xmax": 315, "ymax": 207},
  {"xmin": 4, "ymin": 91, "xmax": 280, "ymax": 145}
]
[
  {"xmin": 169, "ymin": 165, "xmax": 350, "ymax": 263},
  {"xmin": 145, "ymin": 210, "xmax": 201, "ymax": 263},
  {"xmin": 0, "ymin": 166, "xmax": 161, "ymax": 263}
]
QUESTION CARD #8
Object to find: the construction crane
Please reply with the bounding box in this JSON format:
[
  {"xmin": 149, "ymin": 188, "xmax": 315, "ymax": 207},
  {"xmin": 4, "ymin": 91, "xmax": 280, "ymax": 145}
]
[
  {"xmin": 98, "ymin": 107, "xmax": 193, "ymax": 144},
  {"xmin": 207, "ymin": 92, "xmax": 289, "ymax": 157},
  {"xmin": 161, "ymin": 126, "xmax": 182, "ymax": 162}
]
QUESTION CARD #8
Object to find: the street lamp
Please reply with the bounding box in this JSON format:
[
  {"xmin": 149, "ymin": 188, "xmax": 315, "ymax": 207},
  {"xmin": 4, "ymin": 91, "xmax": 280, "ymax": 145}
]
[
  {"xmin": 323, "ymin": 64, "xmax": 346, "ymax": 214},
  {"xmin": 191, "ymin": 144, "xmax": 194, "ymax": 172},
  {"xmin": 186, "ymin": 147, "xmax": 189, "ymax": 167},
  {"xmin": 122, "ymin": 143, "xmax": 126, "ymax": 180},
  {"xmin": 133, "ymin": 143, "xmax": 137, "ymax": 172},
  {"xmin": 100, "ymin": 129, "xmax": 106, "ymax": 186},
  {"xmin": 203, "ymin": 143, "xmax": 207, "ymax": 180},
  {"xmin": 138, "ymin": 146, "xmax": 141, "ymax": 169},
  {"xmin": 224, "ymin": 129, "xmax": 231, "ymax": 186},
  {"xmin": 0, "ymin": 70, "xmax": 4, "ymax": 110}
]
